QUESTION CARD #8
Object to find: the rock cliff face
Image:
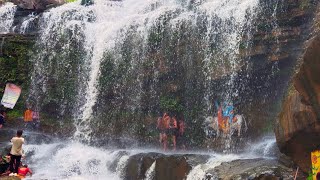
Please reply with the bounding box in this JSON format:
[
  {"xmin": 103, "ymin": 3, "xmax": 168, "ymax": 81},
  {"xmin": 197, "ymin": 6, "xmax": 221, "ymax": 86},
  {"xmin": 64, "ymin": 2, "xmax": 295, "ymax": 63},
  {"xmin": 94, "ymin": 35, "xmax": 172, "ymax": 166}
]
[{"xmin": 275, "ymin": 4, "xmax": 320, "ymax": 173}]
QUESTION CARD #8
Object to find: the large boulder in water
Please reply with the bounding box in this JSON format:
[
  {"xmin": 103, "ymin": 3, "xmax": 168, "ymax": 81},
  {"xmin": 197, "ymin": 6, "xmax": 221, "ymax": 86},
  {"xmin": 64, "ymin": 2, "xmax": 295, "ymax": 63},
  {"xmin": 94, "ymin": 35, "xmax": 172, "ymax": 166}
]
[
  {"xmin": 211, "ymin": 158, "xmax": 298, "ymax": 180},
  {"xmin": 123, "ymin": 153, "xmax": 209, "ymax": 180},
  {"xmin": 275, "ymin": 8, "xmax": 320, "ymax": 173}
]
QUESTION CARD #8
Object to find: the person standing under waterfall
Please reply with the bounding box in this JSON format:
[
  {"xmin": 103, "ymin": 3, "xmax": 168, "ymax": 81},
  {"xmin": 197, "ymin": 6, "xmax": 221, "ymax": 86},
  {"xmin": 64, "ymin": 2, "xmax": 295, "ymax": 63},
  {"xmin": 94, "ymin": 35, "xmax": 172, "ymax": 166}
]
[
  {"xmin": 24, "ymin": 108, "xmax": 33, "ymax": 122},
  {"xmin": 156, "ymin": 116, "xmax": 166, "ymax": 149},
  {"xmin": 214, "ymin": 101, "xmax": 226, "ymax": 133},
  {"xmin": 162, "ymin": 113, "xmax": 171, "ymax": 151},
  {"xmin": 223, "ymin": 102, "xmax": 234, "ymax": 133},
  {"xmin": 9, "ymin": 130, "xmax": 24, "ymax": 176},
  {"xmin": 168, "ymin": 116, "xmax": 178, "ymax": 151},
  {"xmin": 177, "ymin": 117, "xmax": 186, "ymax": 150}
]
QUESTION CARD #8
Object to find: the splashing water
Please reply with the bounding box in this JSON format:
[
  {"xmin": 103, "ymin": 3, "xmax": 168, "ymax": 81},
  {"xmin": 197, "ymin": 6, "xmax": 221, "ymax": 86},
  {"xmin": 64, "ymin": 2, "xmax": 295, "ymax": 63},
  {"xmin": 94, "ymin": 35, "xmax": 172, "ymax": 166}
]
[
  {"xmin": 24, "ymin": 142, "xmax": 122, "ymax": 180},
  {"xmin": 0, "ymin": 3, "xmax": 17, "ymax": 33},
  {"xmin": 20, "ymin": 133, "xmax": 278, "ymax": 179},
  {"xmin": 246, "ymin": 135, "xmax": 278, "ymax": 158},
  {"xmin": 145, "ymin": 161, "xmax": 156, "ymax": 180},
  {"xmin": 186, "ymin": 154, "xmax": 241, "ymax": 180}
]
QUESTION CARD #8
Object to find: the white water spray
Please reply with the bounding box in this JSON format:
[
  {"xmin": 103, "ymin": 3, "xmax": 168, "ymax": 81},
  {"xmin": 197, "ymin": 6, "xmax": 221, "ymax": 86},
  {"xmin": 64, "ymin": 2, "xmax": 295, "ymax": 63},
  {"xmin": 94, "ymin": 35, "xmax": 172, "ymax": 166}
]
[
  {"xmin": 0, "ymin": 3, "xmax": 16, "ymax": 33},
  {"xmin": 145, "ymin": 161, "xmax": 156, "ymax": 180},
  {"xmin": 20, "ymin": 14, "xmax": 37, "ymax": 34},
  {"xmin": 24, "ymin": 142, "xmax": 122, "ymax": 180}
]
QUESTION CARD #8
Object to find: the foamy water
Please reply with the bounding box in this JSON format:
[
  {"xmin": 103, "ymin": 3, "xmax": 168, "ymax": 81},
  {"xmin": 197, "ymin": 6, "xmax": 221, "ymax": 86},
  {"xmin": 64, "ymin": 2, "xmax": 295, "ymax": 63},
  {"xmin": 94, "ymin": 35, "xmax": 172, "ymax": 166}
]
[
  {"xmin": 24, "ymin": 142, "xmax": 122, "ymax": 180},
  {"xmin": 22, "ymin": 136, "xmax": 277, "ymax": 180}
]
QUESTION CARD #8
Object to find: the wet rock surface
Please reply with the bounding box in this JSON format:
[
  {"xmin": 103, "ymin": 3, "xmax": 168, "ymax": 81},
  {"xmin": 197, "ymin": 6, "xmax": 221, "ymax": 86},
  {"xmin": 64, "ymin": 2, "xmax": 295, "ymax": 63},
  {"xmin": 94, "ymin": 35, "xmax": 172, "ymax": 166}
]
[
  {"xmin": 122, "ymin": 152, "xmax": 300, "ymax": 180},
  {"xmin": 124, "ymin": 153, "xmax": 209, "ymax": 180},
  {"xmin": 275, "ymin": 4, "xmax": 320, "ymax": 173},
  {"xmin": 210, "ymin": 158, "xmax": 297, "ymax": 180},
  {"xmin": 9, "ymin": 0, "xmax": 64, "ymax": 11}
]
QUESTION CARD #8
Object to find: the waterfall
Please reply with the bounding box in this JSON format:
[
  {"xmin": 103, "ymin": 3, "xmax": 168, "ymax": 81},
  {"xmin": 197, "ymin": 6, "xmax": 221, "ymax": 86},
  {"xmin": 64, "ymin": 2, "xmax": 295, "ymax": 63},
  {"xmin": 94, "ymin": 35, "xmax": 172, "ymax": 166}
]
[
  {"xmin": 28, "ymin": 0, "xmax": 260, "ymax": 145},
  {"xmin": 19, "ymin": 13, "xmax": 37, "ymax": 34},
  {"xmin": 145, "ymin": 161, "xmax": 156, "ymax": 180},
  {"xmin": 199, "ymin": 0, "xmax": 259, "ymax": 113},
  {"xmin": 0, "ymin": 2, "xmax": 17, "ymax": 33}
]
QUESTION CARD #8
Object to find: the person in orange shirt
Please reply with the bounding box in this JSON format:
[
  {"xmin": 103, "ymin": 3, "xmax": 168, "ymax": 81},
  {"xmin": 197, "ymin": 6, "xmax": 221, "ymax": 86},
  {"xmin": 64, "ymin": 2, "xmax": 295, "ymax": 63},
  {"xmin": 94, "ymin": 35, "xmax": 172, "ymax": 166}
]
[{"xmin": 24, "ymin": 108, "xmax": 33, "ymax": 122}]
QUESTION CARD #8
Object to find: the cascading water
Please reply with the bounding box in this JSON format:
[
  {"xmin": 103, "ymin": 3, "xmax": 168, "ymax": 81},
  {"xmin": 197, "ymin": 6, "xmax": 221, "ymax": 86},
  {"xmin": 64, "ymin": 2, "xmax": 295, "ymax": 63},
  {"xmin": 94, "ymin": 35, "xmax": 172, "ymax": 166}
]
[
  {"xmin": 20, "ymin": 0, "xmax": 291, "ymax": 178},
  {"xmin": 144, "ymin": 161, "xmax": 156, "ymax": 180},
  {"xmin": 19, "ymin": 14, "xmax": 37, "ymax": 34},
  {"xmin": 0, "ymin": 2, "xmax": 16, "ymax": 33},
  {"xmin": 0, "ymin": 0, "xmax": 310, "ymax": 178},
  {"xmin": 29, "ymin": 0, "xmax": 260, "ymax": 146}
]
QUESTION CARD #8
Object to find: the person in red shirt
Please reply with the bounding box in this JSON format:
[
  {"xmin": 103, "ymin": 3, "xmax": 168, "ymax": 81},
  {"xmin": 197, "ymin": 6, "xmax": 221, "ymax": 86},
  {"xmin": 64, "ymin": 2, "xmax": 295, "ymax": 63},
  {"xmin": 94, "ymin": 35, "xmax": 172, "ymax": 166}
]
[{"xmin": 18, "ymin": 164, "xmax": 32, "ymax": 178}]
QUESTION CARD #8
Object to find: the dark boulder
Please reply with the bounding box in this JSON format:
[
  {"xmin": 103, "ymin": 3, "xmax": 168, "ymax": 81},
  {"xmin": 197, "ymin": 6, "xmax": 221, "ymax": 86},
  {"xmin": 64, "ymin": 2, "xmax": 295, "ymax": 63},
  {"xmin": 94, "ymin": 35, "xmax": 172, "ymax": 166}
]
[
  {"xmin": 210, "ymin": 158, "xmax": 298, "ymax": 180},
  {"xmin": 9, "ymin": 0, "xmax": 65, "ymax": 11},
  {"xmin": 124, "ymin": 153, "xmax": 209, "ymax": 180}
]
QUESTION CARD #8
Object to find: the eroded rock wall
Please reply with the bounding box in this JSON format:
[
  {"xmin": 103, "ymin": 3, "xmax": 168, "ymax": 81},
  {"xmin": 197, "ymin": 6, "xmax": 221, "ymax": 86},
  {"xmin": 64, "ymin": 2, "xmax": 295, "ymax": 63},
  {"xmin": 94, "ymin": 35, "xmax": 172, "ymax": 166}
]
[{"xmin": 275, "ymin": 4, "xmax": 320, "ymax": 173}]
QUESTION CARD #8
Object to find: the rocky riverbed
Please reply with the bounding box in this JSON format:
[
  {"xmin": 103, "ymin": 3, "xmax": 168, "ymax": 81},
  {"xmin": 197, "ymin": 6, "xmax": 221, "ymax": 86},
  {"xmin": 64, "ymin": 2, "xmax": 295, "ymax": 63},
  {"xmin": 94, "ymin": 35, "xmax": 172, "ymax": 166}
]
[{"xmin": 0, "ymin": 129, "xmax": 303, "ymax": 180}]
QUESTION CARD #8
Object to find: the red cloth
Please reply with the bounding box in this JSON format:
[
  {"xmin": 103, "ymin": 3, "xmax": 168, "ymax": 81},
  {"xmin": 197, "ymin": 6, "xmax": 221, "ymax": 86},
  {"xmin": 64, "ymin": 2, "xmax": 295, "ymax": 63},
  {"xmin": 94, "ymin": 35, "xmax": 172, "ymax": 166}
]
[{"xmin": 18, "ymin": 167, "xmax": 31, "ymax": 176}]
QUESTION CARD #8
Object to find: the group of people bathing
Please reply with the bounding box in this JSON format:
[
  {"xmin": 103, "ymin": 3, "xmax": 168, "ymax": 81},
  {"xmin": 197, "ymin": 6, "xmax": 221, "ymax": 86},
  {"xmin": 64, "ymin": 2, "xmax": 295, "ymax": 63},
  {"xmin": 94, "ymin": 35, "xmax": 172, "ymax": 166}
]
[
  {"xmin": 0, "ymin": 130, "xmax": 32, "ymax": 178},
  {"xmin": 156, "ymin": 112, "xmax": 185, "ymax": 151}
]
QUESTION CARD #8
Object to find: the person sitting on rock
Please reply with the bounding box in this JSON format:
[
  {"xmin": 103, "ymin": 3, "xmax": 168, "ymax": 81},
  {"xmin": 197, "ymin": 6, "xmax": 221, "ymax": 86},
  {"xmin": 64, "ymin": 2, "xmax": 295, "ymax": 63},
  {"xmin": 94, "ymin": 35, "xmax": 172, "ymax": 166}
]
[{"xmin": 17, "ymin": 164, "xmax": 32, "ymax": 178}]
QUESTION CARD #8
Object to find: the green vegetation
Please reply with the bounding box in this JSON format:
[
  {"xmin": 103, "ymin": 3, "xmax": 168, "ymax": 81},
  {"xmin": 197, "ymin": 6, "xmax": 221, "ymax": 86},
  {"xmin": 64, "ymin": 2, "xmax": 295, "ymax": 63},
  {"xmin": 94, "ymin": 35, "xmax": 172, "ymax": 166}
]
[
  {"xmin": 239, "ymin": 42, "xmax": 247, "ymax": 50},
  {"xmin": 160, "ymin": 95, "xmax": 183, "ymax": 113},
  {"xmin": 0, "ymin": 34, "xmax": 34, "ymax": 117},
  {"xmin": 300, "ymin": 0, "xmax": 310, "ymax": 10}
]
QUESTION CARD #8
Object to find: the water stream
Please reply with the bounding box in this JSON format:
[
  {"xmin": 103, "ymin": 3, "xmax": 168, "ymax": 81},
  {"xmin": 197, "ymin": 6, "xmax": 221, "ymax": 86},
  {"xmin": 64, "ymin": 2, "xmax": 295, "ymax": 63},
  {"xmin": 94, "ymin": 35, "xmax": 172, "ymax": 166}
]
[{"xmin": 0, "ymin": 2, "xmax": 16, "ymax": 33}]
